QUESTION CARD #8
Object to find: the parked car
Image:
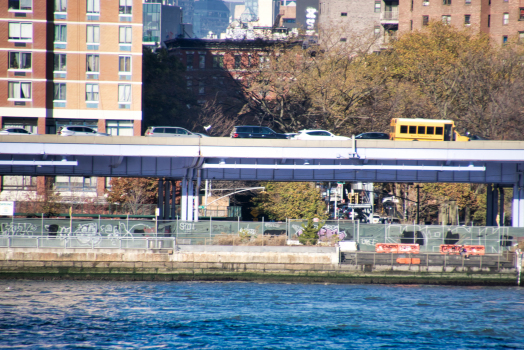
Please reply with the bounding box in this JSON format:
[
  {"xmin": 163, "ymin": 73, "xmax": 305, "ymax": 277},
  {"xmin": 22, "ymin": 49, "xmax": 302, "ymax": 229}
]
[
  {"xmin": 293, "ymin": 130, "xmax": 350, "ymax": 141},
  {"xmin": 230, "ymin": 126, "xmax": 289, "ymax": 139},
  {"xmin": 355, "ymin": 132, "xmax": 390, "ymax": 140},
  {"xmin": 144, "ymin": 126, "xmax": 200, "ymax": 137},
  {"xmin": 0, "ymin": 127, "xmax": 34, "ymax": 135},
  {"xmin": 194, "ymin": 133, "xmax": 210, "ymax": 137},
  {"xmin": 57, "ymin": 126, "xmax": 110, "ymax": 136}
]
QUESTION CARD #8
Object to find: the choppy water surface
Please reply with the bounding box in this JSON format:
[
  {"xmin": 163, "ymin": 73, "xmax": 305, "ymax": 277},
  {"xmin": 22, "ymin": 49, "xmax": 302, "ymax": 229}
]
[{"xmin": 0, "ymin": 280, "xmax": 523, "ymax": 349}]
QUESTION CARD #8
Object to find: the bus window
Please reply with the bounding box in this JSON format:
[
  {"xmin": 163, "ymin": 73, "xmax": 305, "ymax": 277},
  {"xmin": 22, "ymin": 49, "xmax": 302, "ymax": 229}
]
[
  {"xmin": 417, "ymin": 126, "xmax": 425, "ymax": 134},
  {"xmin": 444, "ymin": 124, "xmax": 452, "ymax": 141},
  {"xmin": 427, "ymin": 126, "xmax": 434, "ymax": 135},
  {"xmin": 435, "ymin": 127, "xmax": 443, "ymax": 135},
  {"xmin": 400, "ymin": 125, "xmax": 408, "ymax": 134},
  {"xmin": 409, "ymin": 126, "xmax": 416, "ymax": 134}
]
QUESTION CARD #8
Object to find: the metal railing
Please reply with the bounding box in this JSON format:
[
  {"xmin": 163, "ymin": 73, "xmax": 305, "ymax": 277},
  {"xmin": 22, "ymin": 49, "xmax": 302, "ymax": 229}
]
[
  {"xmin": 0, "ymin": 235, "xmax": 175, "ymax": 250},
  {"xmin": 1, "ymin": 217, "xmax": 523, "ymax": 251},
  {"xmin": 381, "ymin": 11, "xmax": 399, "ymax": 21}
]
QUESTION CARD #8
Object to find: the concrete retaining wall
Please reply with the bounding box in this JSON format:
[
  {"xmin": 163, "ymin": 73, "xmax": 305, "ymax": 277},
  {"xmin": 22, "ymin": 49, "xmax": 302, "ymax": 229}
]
[{"xmin": 0, "ymin": 246, "xmax": 520, "ymax": 286}]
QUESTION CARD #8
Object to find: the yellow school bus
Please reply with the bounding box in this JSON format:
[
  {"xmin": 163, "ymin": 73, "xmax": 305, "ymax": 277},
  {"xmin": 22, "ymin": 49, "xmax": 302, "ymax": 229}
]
[{"xmin": 390, "ymin": 118, "xmax": 470, "ymax": 141}]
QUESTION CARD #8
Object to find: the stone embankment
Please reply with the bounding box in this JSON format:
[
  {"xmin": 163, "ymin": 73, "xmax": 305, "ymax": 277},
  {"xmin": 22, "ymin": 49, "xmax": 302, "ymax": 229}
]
[{"xmin": 0, "ymin": 246, "xmax": 520, "ymax": 286}]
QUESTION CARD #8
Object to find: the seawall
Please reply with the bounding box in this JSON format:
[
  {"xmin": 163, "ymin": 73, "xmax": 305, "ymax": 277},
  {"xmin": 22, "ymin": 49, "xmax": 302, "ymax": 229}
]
[{"xmin": 0, "ymin": 246, "xmax": 520, "ymax": 286}]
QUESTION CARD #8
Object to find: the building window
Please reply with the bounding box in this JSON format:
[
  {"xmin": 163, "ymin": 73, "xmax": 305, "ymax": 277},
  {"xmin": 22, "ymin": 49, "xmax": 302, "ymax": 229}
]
[
  {"xmin": 519, "ymin": 31, "xmax": 524, "ymax": 42},
  {"xmin": 234, "ymin": 55, "xmax": 241, "ymax": 69},
  {"xmin": 8, "ymin": 22, "xmax": 32, "ymax": 41},
  {"xmin": 86, "ymin": 0, "xmax": 100, "ymax": 14},
  {"xmin": 86, "ymin": 54, "xmax": 99, "ymax": 73},
  {"xmin": 86, "ymin": 25, "xmax": 100, "ymax": 44},
  {"xmin": 443, "ymin": 0, "xmax": 451, "ymax": 4},
  {"xmin": 410, "ymin": 20, "xmax": 413, "ymax": 30},
  {"xmin": 520, "ymin": 8, "xmax": 524, "ymax": 21},
  {"xmin": 423, "ymin": 0, "xmax": 429, "ymax": 5},
  {"xmin": 8, "ymin": 52, "xmax": 31, "ymax": 70},
  {"xmin": 107, "ymin": 120, "xmax": 133, "ymax": 136},
  {"xmin": 3, "ymin": 176, "xmax": 36, "ymax": 191},
  {"xmin": 198, "ymin": 81, "xmax": 205, "ymax": 95},
  {"xmin": 464, "ymin": 14, "xmax": 470, "ymax": 26},
  {"xmin": 465, "ymin": 0, "xmax": 471, "ymax": 4},
  {"xmin": 503, "ymin": 36, "xmax": 508, "ymax": 44},
  {"xmin": 374, "ymin": 1, "xmax": 381, "ymax": 12},
  {"xmin": 422, "ymin": 15, "xmax": 429, "ymax": 26},
  {"xmin": 283, "ymin": 18, "xmax": 295, "ymax": 23},
  {"xmin": 119, "ymin": 56, "xmax": 131, "ymax": 73},
  {"xmin": 186, "ymin": 54, "xmax": 193, "ymax": 69},
  {"xmin": 411, "ymin": 0, "xmax": 414, "ymax": 10},
  {"xmin": 55, "ymin": 176, "xmax": 96, "ymax": 192},
  {"xmin": 8, "ymin": 0, "xmax": 32, "ymax": 11},
  {"xmin": 119, "ymin": 26, "xmax": 132, "ymax": 43},
  {"xmin": 186, "ymin": 78, "xmax": 192, "ymax": 91},
  {"xmin": 119, "ymin": 0, "xmax": 132, "ymax": 15},
  {"xmin": 54, "ymin": 24, "xmax": 67, "ymax": 43},
  {"xmin": 8, "ymin": 81, "xmax": 31, "ymax": 100},
  {"xmin": 53, "ymin": 83, "xmax": 66, "ymax": 101},
  {"xmin": 55, "ymin": 0, "xmax": 67, "ymax": 12},
  {"xmin": 118, "ymin": 84, "xmax": 131, "ymax": 103},
  {"xmin": 199, "ymin": 54, "xmax": 205, "ymax": 69},
  {"xmin": 341, "ymin": 12, "xmax": 347, "ymax": 16},
  {"xmin": 488, "ymin": 15, "xmax": 491, "ymax": 27},
  {"xmin": 54, "ymin": 54, "xmax": 66, "ymax": 72},
  {"xmin": 85, "ymin": 84, "xmax": 99, "ymax": 101},
  {"xmin": 442, "ymin": 15, "xmax": 451, "ymax": 24},
  {"xmin": 212, "ymin": 55, "xmax": 224, "ymax": 68},
  {"xmin": 374, "ymin": 26, "xmax": 381, "ymax": 36},
  {"xmin": 503, "ymin": 12, "xmax": 509, "ymax": 25}
]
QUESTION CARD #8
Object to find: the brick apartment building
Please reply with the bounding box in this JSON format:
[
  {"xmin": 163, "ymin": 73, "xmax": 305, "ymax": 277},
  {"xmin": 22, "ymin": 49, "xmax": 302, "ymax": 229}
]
[
  {"xmin": 0, "ymin": 0, "xmax": 143, "ymax": 203},
  {"xmin": 399, "ymin": 0, "xmax": 524, "ymax": 45},
  {"xmin": 318, "ymin": 0, "xmax": 399, "ymax": 48},
  {"xmin": 165, "ymin": 38, "xmax": 284, "ymax": 104}
]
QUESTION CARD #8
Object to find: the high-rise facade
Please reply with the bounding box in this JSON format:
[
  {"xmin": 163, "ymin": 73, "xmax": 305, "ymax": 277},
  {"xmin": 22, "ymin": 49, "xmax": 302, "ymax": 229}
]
[
  {"xmin": 0, "ymin": 0, "xmax": 143, "ymax": 135},
  {"xmin": 399, "ymin": 0, "xmax": 524, "ymax": 45},
  {"xmin": 0, "ymin": 0, "xmax": 143, "ymax": 201}
]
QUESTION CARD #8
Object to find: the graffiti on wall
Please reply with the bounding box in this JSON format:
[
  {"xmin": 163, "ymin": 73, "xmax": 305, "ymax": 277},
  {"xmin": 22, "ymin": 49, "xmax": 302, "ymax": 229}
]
[{"xmin": 293, "ymin": 224, "xmax": 348, "ymax": 241}]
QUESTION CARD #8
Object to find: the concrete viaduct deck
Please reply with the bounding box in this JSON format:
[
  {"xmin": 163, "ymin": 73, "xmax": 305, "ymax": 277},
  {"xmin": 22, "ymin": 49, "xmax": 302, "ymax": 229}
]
[{"xmin": 1, "ymin": 135, "xmax": 524, "ymax": 225}]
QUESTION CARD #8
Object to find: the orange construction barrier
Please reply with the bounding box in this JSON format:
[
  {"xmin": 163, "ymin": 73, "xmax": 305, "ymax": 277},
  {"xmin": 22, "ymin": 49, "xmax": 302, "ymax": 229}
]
[
  {"xmin": 396, "ymin": 258, "xmax": 421, "ymax": 264},
  {"xmin": 439, "ymin": 244, "xmax": 485, "ymax": 255},
  {"xmin": 376, "ymin": 243, "xmax": 420, "ymax": 254}
]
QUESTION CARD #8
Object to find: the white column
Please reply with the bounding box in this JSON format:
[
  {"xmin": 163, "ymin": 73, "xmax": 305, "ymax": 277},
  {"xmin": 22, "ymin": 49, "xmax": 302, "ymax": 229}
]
[
  {"xmin": 187, "ymin": 179, "xmax": 194, "ymax": 222},
  {"xmin": 181, "ymin": 177, "xmax": 188, "ymax": 221},
  {"xmin": 513, "ymin": 184, "xmax": 524, "ymax": 227}
]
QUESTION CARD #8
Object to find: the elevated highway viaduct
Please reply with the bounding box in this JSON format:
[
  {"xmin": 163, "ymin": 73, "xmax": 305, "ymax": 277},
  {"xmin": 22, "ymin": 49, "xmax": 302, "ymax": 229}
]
[{"xmin": 1, "ymin": 135, "xmax": 523, "ymax": 225}]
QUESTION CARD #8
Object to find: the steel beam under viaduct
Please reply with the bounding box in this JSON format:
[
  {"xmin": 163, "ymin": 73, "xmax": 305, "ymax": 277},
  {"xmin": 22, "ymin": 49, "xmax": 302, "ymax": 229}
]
[{"xmin": 1, "ymin": 135, "xmax": 524, "ymax": 226}]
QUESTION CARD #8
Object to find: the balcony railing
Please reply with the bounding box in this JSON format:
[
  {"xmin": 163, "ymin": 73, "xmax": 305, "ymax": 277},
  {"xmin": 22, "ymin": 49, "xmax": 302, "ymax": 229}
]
[{"xmin": 381, "ymin": 11, "xmax": 399, "ymax": 21}]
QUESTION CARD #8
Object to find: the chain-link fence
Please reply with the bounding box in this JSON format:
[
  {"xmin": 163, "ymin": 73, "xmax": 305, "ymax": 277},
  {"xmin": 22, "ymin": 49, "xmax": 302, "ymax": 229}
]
[
  {"xmin": 358, "ymin": 224, "xmax": 524, "ymax": 254},
  {"xmin": 1, "ymin": 217, "xmax": 523, "ymax": 252}
]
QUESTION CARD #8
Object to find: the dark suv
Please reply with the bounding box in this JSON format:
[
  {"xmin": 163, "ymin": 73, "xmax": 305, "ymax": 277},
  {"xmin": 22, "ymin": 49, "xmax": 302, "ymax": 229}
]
[{"xmin": 230, "ymin": 126, "xmax": 289, "ymax": 139}]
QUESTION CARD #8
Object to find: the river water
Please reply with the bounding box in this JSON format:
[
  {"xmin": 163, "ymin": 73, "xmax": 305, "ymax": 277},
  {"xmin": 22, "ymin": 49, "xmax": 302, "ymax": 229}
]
[{"xmin": 0, "ymin": 280, "xmax": 523, "ymax": 349}]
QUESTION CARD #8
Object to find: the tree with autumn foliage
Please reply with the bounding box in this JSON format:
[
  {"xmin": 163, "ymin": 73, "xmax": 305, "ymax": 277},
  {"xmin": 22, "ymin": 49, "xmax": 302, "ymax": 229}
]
[
  {"xmin": 251, "ymin": 182, "xmax": 327, "ymax": 221},
  {"xmin": 106, "ymin": 178, "xmax": 158, "ymax": 215}
]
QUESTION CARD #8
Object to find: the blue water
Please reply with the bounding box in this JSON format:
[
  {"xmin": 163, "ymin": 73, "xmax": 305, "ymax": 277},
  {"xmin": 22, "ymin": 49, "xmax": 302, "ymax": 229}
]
[{"xmin": 0, "ymin": 281, "xmax": 523, "ymax": 349}]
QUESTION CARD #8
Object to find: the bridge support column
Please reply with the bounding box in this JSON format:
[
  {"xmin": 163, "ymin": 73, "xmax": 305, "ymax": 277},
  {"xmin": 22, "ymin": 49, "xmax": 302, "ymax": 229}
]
[
  {"xmin": 486, "ymin": 184, "xmax": 499, "ymax": 226},
  {"xmin": 157, "ymin": 179, "xmax": 164, "ymax": 220},
  {"xmin": 181, "ymin": 177, "xmax": 187, "ymax": 221},
  {"xmin": 513, "ymin": 182, "xmax": 524, "ymax": 227},
  {"xmin": 187, "ymin": 178, "xmax": 194, "ymax": 222},
  {"xmin": 171, "ymin": 180, "xmax": 177, "ymax": 220},
  {"xmin": 163, "ymin": 180, "xmax": 171, "ymax": 220}
]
